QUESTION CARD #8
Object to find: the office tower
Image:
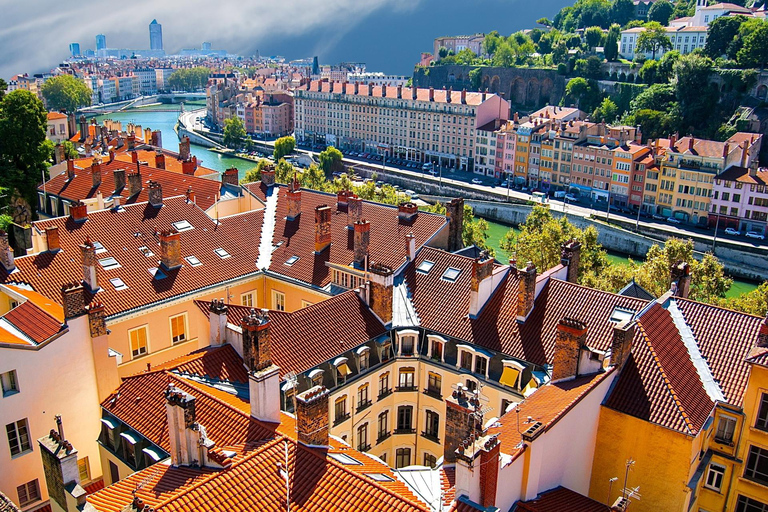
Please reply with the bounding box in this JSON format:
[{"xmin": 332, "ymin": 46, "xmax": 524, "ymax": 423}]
[
  {"xmin": 69, "ymin": 43, "xmax": 81, "ymax": 57},
  {"xmin": 202, "ymin": 42, "xmax": 212, "ymax": 51},
  {"xmin": 96, "ymin": 34, "xmax": 107, "ymax": 51},
  {"xmin": 149, "ymin": 19, "xmax": 163, "ymax": 51}
]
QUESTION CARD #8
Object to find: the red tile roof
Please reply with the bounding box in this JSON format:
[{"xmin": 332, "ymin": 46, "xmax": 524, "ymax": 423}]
[
  {"xmin": 515, "ymin": 486, "xmax": 611, "ymax": 512},
  {"xmin": 2, "ymin": 300, "xmax": 64, "ymax": 345},
  {"xmin": 303, "ymin": 81, "xmax": 495, "ymax": 106},
  {"xmin": 47, "ymin": 112, "xmax": 67, "ymax": 121},
  {"xmin": 145, "ymin": 344, "xmax": 249, "ymax": 383},
  {"xmin": 196, "ymin": 291, "xmax": 387, "ymax": 377},
  {"xmin": 39, "ymin": 159, "xmax": 222, "ymax": 210},
  {"xmin": 114, "ymin": 150, "xmax": 219, "ymax": 178},
  {"xmin": 715, "ymin": 166, "xmax": 768, "ymax": 186}
]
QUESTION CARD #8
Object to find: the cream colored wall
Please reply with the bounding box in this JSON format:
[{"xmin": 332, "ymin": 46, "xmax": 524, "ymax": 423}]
[{"xmin": 0, "ymin": 316, "xmax": 103, "ymax": 509}]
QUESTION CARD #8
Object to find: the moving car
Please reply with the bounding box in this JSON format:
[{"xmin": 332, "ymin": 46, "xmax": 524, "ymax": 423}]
[
  {"xmin": 746, "ymin": 231, "xmax": 765, "ymax": 240},
  {"xmin": 725, "ymin": 227, "xmax": 741, "ymax": 236},
  {"xmin": 471, "ymin": 178, "xmax": 483, "ymax": 185},
  {"xmin": 564, "ymin": 194, "xmax": 578, "ymax": 202},
  {"xmin": 666, "ymin": 217, "xmax": 682, "ymax": 224}
]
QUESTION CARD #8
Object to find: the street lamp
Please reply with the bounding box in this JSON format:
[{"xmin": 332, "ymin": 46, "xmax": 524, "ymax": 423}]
[{"xmin": 712, "ymin": 211, "xmax": 721, "ymax": 252}]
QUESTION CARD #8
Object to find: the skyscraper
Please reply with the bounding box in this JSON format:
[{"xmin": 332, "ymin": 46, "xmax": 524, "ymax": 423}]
[
  {"xmin": 149, "ymin": 19, "xmax": 163, "ymax": 51},
  {"xmin": 95, "ymin": 34, "xmax": 106, "ymax": 51},
  {"xmin": 69, "ymin": 43, "xmax": 81, "ymax": 57}
]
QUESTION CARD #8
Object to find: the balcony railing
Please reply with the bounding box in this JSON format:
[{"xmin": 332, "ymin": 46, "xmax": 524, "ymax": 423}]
[
  {"xmin": 357, "ymin": 400, "xmax": 372, "ymax": 413},
  {"xmin": 394, "ymin": 428, "xmax": 416, "ymax": 435},
  {"xmin": 378, "ymin": 389, "xmax": 392, "ymax": 401},
  {"xmin": 396, "ymin": 385, "xmax": 418, "ymax": 393},
  {"xmin": 421, "ymin": 432, "xmax": 441, "ymax": 444},
  {"xmin": 423, "ymin": 388, "xmax": 442, "ymax": 400},
  {"xmin": 376, "ymin": 432, "xmax": 391, "ymax": 444},
  {"xmin": 333, "ymin": 413, "xmax": 350, "ymax": 426}
]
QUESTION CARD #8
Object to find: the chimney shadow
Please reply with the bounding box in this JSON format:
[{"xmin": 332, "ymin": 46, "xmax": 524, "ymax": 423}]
[
  {"xmin": 311, "ymin": 250, "xmax": 330, "ymax": 286},
  {"xmin": 152, "ymin": 266, "xmax": 180, "ymax": 293},
  {"xmin": 346, "ymin": 228, "xmax": 354, "ymax": 251},
  {"xmin": 290, "ymin": 445, "xmax": 328, "ymax": 508},
  {"xmin": 282, "ymin": 218, "xmax": 300, "ymax": 240},
  {"xmin": 142, "ymin": 203, "xmax": 162, "ymax": 221}
]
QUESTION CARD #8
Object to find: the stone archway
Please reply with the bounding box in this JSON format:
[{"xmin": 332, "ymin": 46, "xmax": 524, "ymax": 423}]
[
  {"xmin": 540, "ymin": 78, "xmax": 554, "ymax": 105},
  {"xmin": 511, "ymin": 78, "xmax": 525, "ymax": 104},
  {"xmin": 490, "ymin": 75, "xmax": 501, "ymax": 94},
  {"xmin": 757, "ymin": 84, "xmax": 768, "ymax": 100},
  {"xmin": 482, "ymin": 75, "xmax": 490, "ymax": 91},
  {"xmin": 525, "ymin": 79, "xmax": 540, "ymax": 106}
]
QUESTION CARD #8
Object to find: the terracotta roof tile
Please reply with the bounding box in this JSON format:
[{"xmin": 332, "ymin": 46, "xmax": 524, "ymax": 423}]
[
  {"xmin": 516, "ymin": 486, "xmax": 611, "ymax": 512},
  {"xmin": 2, "ymin": 300, "xmax": 64, "ymax": 345},
  {"xmin": 114, "ymin": 150, "xmax": 219, "ymax": 178},
  {"xmin": 305, "ymin": 81, "xmax": 494, "ymax": 106}
]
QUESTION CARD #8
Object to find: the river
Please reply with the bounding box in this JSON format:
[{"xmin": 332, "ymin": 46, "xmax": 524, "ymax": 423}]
[{"xmin": 95, "ymin": 107, "xmax": 759, "ymax": 299}]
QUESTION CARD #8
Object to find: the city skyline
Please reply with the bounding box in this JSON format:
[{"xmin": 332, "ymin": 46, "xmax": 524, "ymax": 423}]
[{"xmin": 0, "ymin": 0, "xmax": 571, "ymax": 80}]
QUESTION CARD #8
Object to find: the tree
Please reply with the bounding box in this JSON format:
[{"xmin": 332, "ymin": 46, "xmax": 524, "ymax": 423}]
[
  {"xmin": 673, "ymin": 53, "xmax": 715, "ymax": 131},
  {"xmin": 0, "ymin": 79, "xmax": 6, "ymax": 101},
  {"xmin": 492, "ymin": 42, "xmax": 516, "ymax": 67},
  {"xmin": 455, "ymin": 48, "xmax": 478, "ymax": 65},
  {"xmin": 273, "ymin": 136, "xmax": 296, "ymax": 160},
  {"xmin": 575, "ymin": 55, "xmax": 605, "ymax": 79},
  {"xmin": 223, "ymin": 117, "xmax": 246, "ymax": 149},
  {"xmin": 537, "ymin": 17, "xmax": 554, "ymax": 27},
  {"xmin": 610, "ymin": 0, "xmax": 636, "ymax": 26},
  {"xmin": 629, "ymin": 109, "xmax": 673, "ymax": 139},
  {"xmin": 736, "ymin": 21, "xmax": 768, "ymax": 68},
  {"xmin": 423, "ymin": 203, "xmax": 494, "ymax": 255},
  {"xmin": 705, "ymin": 16, "xmax": 747, "ymax": 59},
  {"xmin": 636, "ymin": 22, "xmax": 672, "ymax": 59},
  {"xmin": 565, "ymin": 77, "xmax": 602, "ymax": 111},
  {"xmin": 469, "ymin": 68, "xmax": 482, "ymax": 90},
  {"xmin": 318, "ymin": 146, "xmax": 344, "ymax": 175},
  {"xmin": 62, "ymin": 140, "xmax": 78, "ymax": 160},
  {"xmin": 438, "ymin": 46, "xmax": 449, "ymax": 59},
  {"xmin": 584, "ymin": 26, "xmax": 605, "ymax": 48},
  {"xmin": 240, "ymin": 159, "xmax": 272, "ymax": 184},
  {"xmin": 0, "ymin": 90, "xmax": 50, "ymax": 217},
  {"xmin": 630, "ymin": 83, "xmax": 676, "ymax": 111},
  {"xmin": 605, "ymin": 24, "xmax": 621, "ymax": 61},
  {"xmin": 719, "ymin": 281, "xmax": 768, "ymax": 316},
  {"xmin": 593, "ymin": 97, "xmax": 619, "ymax": 122},
  {"xmin": 41, "ymin": 75, "xmax": 91, "ymax": 114},
  {"xmin": 648, "ymin": 0, "xmax": 674, "ymax": 25},
  {"xmin": 168, "ymin": 67, "xmax": 210, "ymax": 92},
  {"xmin": 483, "ymin": 31, "xmax": 502, "ymax": 56},
  {"xmin": 638, "ymin": 59, "xmax": 660, "ymax": 83}
]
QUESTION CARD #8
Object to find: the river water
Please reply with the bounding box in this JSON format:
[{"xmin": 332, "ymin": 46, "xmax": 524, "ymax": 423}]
[{"xmin": 96, "ymin": 107, "xmax": 759, "ymax": 299}]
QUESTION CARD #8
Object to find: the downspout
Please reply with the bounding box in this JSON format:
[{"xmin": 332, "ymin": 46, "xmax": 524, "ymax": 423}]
[{"xmin": 721, "ymin": 407, "xmax": 747, "ymax": 512}]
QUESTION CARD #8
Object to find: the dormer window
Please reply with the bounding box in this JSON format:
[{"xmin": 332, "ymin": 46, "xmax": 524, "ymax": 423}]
[
  {"xmin": 427, "ymin": 335, "xmax": 445, "ymax": 362},
  {"xmin": 357, "ymin": 346, "xmax": 370, "ymax": 371},
  {"xmin": 308, "ymin": 368, "xmax": 324, "ymax": 388},
  {"xmin": 397, "ymin": 329, "xmax": 419, "ymax": 357},
  {"xmin": 500, "ymin": 360, "xmax": 525, "ymax": 389},
  {"xmin": 334, "ymin": 357, "xmax": 350, "ymax": 384},
  {"xmin": 457, "ymin": 344, "xmax": 491, "ymax": 379}
]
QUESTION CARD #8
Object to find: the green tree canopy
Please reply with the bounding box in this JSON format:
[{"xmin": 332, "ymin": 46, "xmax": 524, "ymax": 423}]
[
  {"xmin": 736, "ymin": 20, "xmax": 768, "ymax": 68},
  {"xmin": 605, "ymin": 24, "xmax": 621, "ymax": 61},
  {"xmin": 584, "ymin": 26, "xmax": 605, "ymax": 47},
  {"xmin": 673, "ymin": 53, "xmax": 715, "ymax": 131},
  {"xmin": 483, "ymin": 31, "xmax": 502, "ymax": 55},
  {"xmin": 593, "ymin": 97, "xmax": 619, "ymax": 123},
  {"xmin": 41, "ymin": 75, "xmax": 91, "ymax": 114},
  {"xmin": 610, "ymin": 0, "xmax": 636, "ymax": 26},
  {"xmin": 565, "ymin": 77, "xmax": 602, "ymax": 111},
  {"xmin": 648, "ymin": 0, "xmax": 674, "ymax": 25},
  {"xmin": 636, "ymin": 22, "xmax": 672, "ymax": 59},
  {"xmin": 629, "ymin": 82, "xmax": 676, "ymax": 111},
  {"xmin": 273, "ymin": 136, "xmax": 296, "ymax": 160},
  {"xmin": 705, "ymin": 15, "xmax": 747, "ymax": 59},
  {"xmin": 168, "ymin": 67, "xmax": 210, "ymax": 91},
  {"xmin": 318, "ymin": 146, "xmax": 344, "ymax": 175},
  {"xmin": 638, "ymin": 59, "xmax": 660, "ymax": 83},
  {"xmin": 223, "ymin": 117, "xmax": 246, "ymax": 149}
]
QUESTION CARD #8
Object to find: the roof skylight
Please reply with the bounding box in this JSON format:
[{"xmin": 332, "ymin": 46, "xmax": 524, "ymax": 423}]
[
  {"xmin": 109, "ymin": 277, "xmax": 128, "ymax": 290},
  {"xmin": 285, "ymin": 255, "xmax": 300, "ymax": 266},
  {"xmin": 172, "ymin": 220, "xmax": 194, "ymax": 232},
  {"xmin": 98, "ymin": 257, "xmax": 120, "ymax": 270},
  {"xmin": 609, "ymin": 307, "xmax": 634, "ymax": 324},
  {"xmin": 441, "ymin": 267, "xmax": 462, "ymax": 282},
  {"xmin": 214, "ymin": 248, "xmax": 231, "ymax": 259},
  {"xmin": 416, "ymin": 260, "xmax": 435, "ymax": 274},
  {"xmin": 93, "ymin": 241, "xmax": 107, "ymax": 254},
  {"xmin": 364, "ymin": 473, "xmax": 394, "ymax": 482},
  {"xmin": 329, "ymin": 453, "xmax": 362, "ymax": 465},
  {"xmin": 138, "ymin": 246, "xmax": 154, "ymax": 258},
  {"xmin": 185, "ymin": 256, "xmax": 202, "ymax": 267}
]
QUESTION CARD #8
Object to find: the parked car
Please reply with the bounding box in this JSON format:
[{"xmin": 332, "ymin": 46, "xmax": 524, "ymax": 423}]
[
  {"xmin": 725, "ymin": 227, "xmax": 741, "ymax": 236},
  {"xmin": 500, "ymin": 180, "xmax": 509, "ymax": 188},
  {"xmin": 746, "ymin": 231, "xmax": 765, "ymax": 240},
  {"xmin": 666, "ymin": 217, "xmax": 682, "ymax": 224},
  {"xmin": 471, "ymin": 178, "xmax": 483, "ymax": 185},
  {"xmin": 564, "ymin": 194, "xmax": 578, "ymax": 202},
  {"xmin": 651, "ymin": 214, "xmax": 666, "ymax": 220},
  {"xmin": 430, "ymin": 169, "xmax": 439, "ymax": 176}
]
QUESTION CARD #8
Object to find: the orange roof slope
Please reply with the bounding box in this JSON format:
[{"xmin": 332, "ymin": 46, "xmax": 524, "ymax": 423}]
[
  {"xmin": 114, "ymin": 149, "xmax": 219, "ymax": 178},
  {"xmin": 516, "ymin": 486, "xmax": 611, "ymax": 512},
  {"xmin": 2, "ymin": 300, "xmax": 65, "ymax": 345},
  {"xmin": 305, "ymin": 80, "xmax": 494, "ymax": 106}
]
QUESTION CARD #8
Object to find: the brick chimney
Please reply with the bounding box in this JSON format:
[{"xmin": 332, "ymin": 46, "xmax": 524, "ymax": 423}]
[
  {"xmin": 516, "ymin": 262, "xmax": 537, "ymax": 322},
  {"xmin": 552, "ymin": 318, "xmax": 588, "ymax": 382},
  {"xmin": 741, "ymin": 140, "xmax": 749, "ymax": 167},
  {"xmin": 368, "ymin": 263, "xmax": 394, "ymax": 324},
  {"xmin": 148, "ymin": 180, "xmax": 163, "ymax": 208},
  {"xmin": 61, "ymin": 283, "xmax": 86, "ymax": 320},
  {"xmin": 560, "ymin": 239, "xmax": 582, "ymax": 283},
  {"xmin": 80, "ymin": 238, "xmax": 99, "ymax": 292},
  {"xmin": 126, "ymin": 133, "xmax": 135, "ymax": 151},
  {"xmin": 479, "ymin": 436, "xmax": 500, "ymax": 508},
  {"xmin": 611, "ymin": 319, "xmax": 635, "ymax": 368},
  {"xmin": 54, "ymin": 143, "xmax": 65, "ymax": 164},
  {"xmin": 314, "ymin": 205, "xmax": 332, "ymax": 253},
  {"xmin": 70, "ymin": 201, "xmax": 88, "ymax": 223},
  {"xmin": 186, "ymin": 186, "xmax": 196, "ymax": 204},
  {"xmin": 38, "ymin": 416, "xmax": 83, "ymax": 512},
  {"xmin": 397, "ymin": 84, "xmax": 403, "ymax": 99},
  {"xmin": 66, "ymin": 159, "xmax": 75, "ymax": 180},
  {"xmin": 412, "ymin": 87, "xmax": 417, "ymax": 100},
  {"xmin": 181, "ymin": 158, "xmax": 196, "ymax": 175},
  {"xmin": 222, "ymin": 168, "xmax": 239, "ymax": 187},
  {"xmin": 0, "ymin": 231, "xmax": 14, "ymax": 273},
  {"xmin": 368, "ymin": 83, "xmax": 374, "ymax": 96},
  {"xmin": 261, "ymin": 165, "xmax": 276, "ymax": 187},
  {"xmin": 46, "ymin": 226, "xmax": 60, "ymax": 252},
  {"xmin": 113, "ymin": 168, "xmax": 126, "ymax": 194},
  {"xmin": 164, "ymin": 385, "xmax": 215, "ymax": 467},
  {"xmin": 336, "ymin": 189, "xmax": 354, "ymax": 210},
  {"xmin": 127, "ymin": 171, "xmax": 142, "ymax": 198},
  {"xmin": 353, "ymin": 220, "xmax": 370, "ymax": 269},
  {"xmin": 446, "ymin": 198, "xmax": 465, "ymax": 252},
  {"xmin": 209, "ymin": 299, "xmax": 228, "ymax": 346},
  {"xmin": 155, "ymin": 150, "xmax": 166, "ymax": 169},
  {"xmin": 91, "ymin": 159, "xmax": 102, "ymax": 189},
  {"xmin": 178, "ymin": 136, "xmax": 191, "ymax": 161},
  {"xmin": 295, "ymin": 386, "xmax": 330, "ymax": 447},
  {"xmin": 429, "ymin": 87, "xmax": 435, "ymax": 102},
  {"xmin": 130, "ymin": 150, "xmax": 139, "ymax": 164},
  {"xmin": 398, "ymin": 202, "xmax": 419, "ymax": 222},
  {"xmin": 723, "ymin": 142, "xmax": 730, "ymax": 159},
  {"xmin": 151, "ymin": 130, "xmax": 162, "ymax": 147},
  {"xmin": 687, "ymin": 137, "xmax": 694, "ymax": 152},
  {"xmin": 444, "ymin": 385, "xmax": 483, "ymax": 463},
  {"xmin": 348, "ymin": 195, "xmax": 363, "ymax": 228},
  {"xmin": 669, "ymin": 133, "xmax": 677, "ymax": 148},
  {"xmin": 86, "ymin": 301, "xmax": 107, "ymax": 338},
  {"xmin": 159, "ymin": 229, "xmax": 181, "ymax": 270},
  {"xmin": 286, "ymin": 175, "xmax": 302, "ymax": 221},
  {"xmin": 461, "ymin": 88, "xmax": 467, "ymax": 104},
  {"xmin": 241, "ymin": 308, "xmax": 281, "ymax": 423},
  {"xmin": 469, "ymin": 251, "xmax": 494, "ymax": 317},
  {"xmin": 670, "ymin": 261, "xmax": 690, "ymax": 299},
  {"xmin": 405, "ymin": 232, "xmax": 416, "ymax": 261}
]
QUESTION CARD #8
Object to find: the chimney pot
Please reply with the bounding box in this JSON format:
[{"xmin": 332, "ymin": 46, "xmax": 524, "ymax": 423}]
[
  {"xmin": 670, "ymin": 261, "xmax": 690, "ymax": 298},
  {"xmin": 148, "ymin": 180, "xmax": 163, "ymax": 208},
  {"xmin": 80, "ymin": 238, "xmax": 99, "ymax": 291},
  {"xmin": 353, "ymin": 220, "xmax": 370, "ymax": 268},
  {"xmin": 155, "ymin": 151, "xmax": 166, "ymax": 169},
  {"xmin": 66, "ymin": 159, "xmax": 76, "ymax": 180},
  {"xmin": 159, "ymin": 229, "xmax": 181, "ymax": 270},
  {"xmin": 70, "ymin": 201, "xmax": 88, "ymax": 223},
  {"xmin": 314, "ymin": 205, "xmax": 332, "ymax": 253},
  {"xmin": 113, "ymin": 168, "xmax": 126, "ymax": 194},
  {"xmin": 91, "ymin": 159, "xmax": 102, "ymax": 189},
  {"xmin": 405, "ymin": 232, "xmax": 416, "ymax": 261},
  {"xmin": 611, "ymin": 320, "xmax": 635, "ymax": 368},
  {"xmin": 552, "ymin": 318, "xmax": 587, "ymax": 382},
  {"xmin": 295, "ymin": 386, "xmax": 330, "ymax": 447},
  {"xmin": 61, "ymin": 283, "xmax": 86, "ymax": 320},
  {"xmin": 516, "ymin": 262, "xmax": 537, "ymax": 322},
  {"xmin": 46, "ymin": 226, "xmax": 60, "ymax": 252}
]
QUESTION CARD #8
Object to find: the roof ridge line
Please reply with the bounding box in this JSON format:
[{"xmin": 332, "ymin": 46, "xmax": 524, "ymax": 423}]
[{"xmin": 635, "ymin": 322, "xmax": 696, "ymax": 434}]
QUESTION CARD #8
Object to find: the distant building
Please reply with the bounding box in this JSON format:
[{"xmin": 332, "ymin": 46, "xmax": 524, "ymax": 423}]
[
  {"xmin": 132, "ymin": 68, "xmax": 157, "ymax": 95},
  {"xmin": 433, "ymin": 34, "xmax": 485, "ymax": 60},
  {"xmin": 149, "ymin": 19, "xmax": 163, "ymax": 51},
  {"xmin": 46, "ymin": 112, "xmax": 69, "ymax": 143},
  {"xmin": 155, "ymin": 68, "xmax": 174, "ymax": 92},
  {"xmin": 202, "ymin": 42, "xmax": 212, "ymax": 51},
  {"xmin": 95, "ymin": 34, "xmax": 106, "ymax": 51},
  {"xmin": 347, "ymin": 72, "xmax": 409, "ymax": 87},
  {"xmin": 68, "ymin": 43, "xmax": 80, "ymax": 58}
]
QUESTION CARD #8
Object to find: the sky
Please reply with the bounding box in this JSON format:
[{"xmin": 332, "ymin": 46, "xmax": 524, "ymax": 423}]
[{"xmin": 0, "ymin": 0, "xmax": 572, "ymax": 80}]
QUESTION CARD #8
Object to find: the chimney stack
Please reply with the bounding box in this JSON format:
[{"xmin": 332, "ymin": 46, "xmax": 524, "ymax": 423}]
[
  {"xmin": 241, "ymin": 309, "xmax": 281, "ymax": 423},
  {"xmin": 469, "ymin": 251, "xmax": 494, "ymax": 317},
  {"xmin": 446, "ymin": 198, "xmax": 465, "ymax": 252},
  {"xmin": 79, "ymin": 115, "xmax": 87, "ymax": 142},
  {"xmin": 368, "ymin": 83, "xmax": 374, "ymax": 96},
  {"xmin": 405, "ymin": 232, "xmax": 416, "ymax": 261},
  {"xmin": 382, "ymin": 84, "xmax": 387, "ymax": 97},
  {"xmin": 159, "ymin": 229, "xmax": 182, "ymax": 270},
  {"xmin": 61, "ymin": 283, "xmax": 86, "ymax": 320},
  {"xmin": 80, "ymin": 238, "xmax": 99, "ymax": 292},
  {"xmin": 412, "ymin": 87, "xmax": 417, "ymax": 100},
  {"xmin": 181, "ymin": 157, "xmax": 196, "ymax": 175},
  {"xmin": 552, "ymin": 318, "xmax": 588, "ymax": 382},
  {"xmin": 670, "ymin": 261, "xmax": 690, "ymax": 299},
  {"xmin": 314, "ymin": 205, "xmax": 332, "ymax": 253},
  {"xmin": 164, "ymin": 386, "xmax": 214, "ymax": 467},
  {"xmin": 757, "ymin": 314, "xmax": 768, "ymax": 348},
  {"xmin": 354, "ymin": 82, "xmax": 359, "ymax": 95},
  {"xmin": 113, "ymin": 168, "xmax": 126, "ymax": 194},
  {"xmin": 398, "ymin": 202, "xmax": 419, "ymax": 222},
  {"xmin": 127, "ymin": 172, "xmax": 142, "ymax": 198},
  {"xmin": 286, "ymin": 175, "xmax": 302, "ymax": 221},
  {"xmin": 611, "ymin": 320, "xmax": 635, "ymax": 368},
  {"xmin": 151, "ymin": 130, "xmax": 162, "ymax": 148},
  {"xmin": 0, "ymin": 231, "xmax": 14, "ymax": 273},
  {"xmin": 221, "ymin": 167, "xmax": 239, "ymax": 187},
  {"xmin": 723, "ymin": 142, "xmax": 730, "ymax": 159},
  {"xmin": 669, "ymin": 133, "xmax": 677, "ymax": 148},
  {"xmin": 66, "ymin": 159, "xmax": 75, "ymax": 180},
  {"xmin": 397, "ymin": 84, "xmax": 403, "ymax": 99},
  {"xmin": 178, "ymin": 137, "xmax": 191, "ymax": 161},
  {"xmin": 126, "ymin": 133, "xmax": 135, "ymax": 151},
  {"xmin": 155, "ymin": 150, "xmax": 166, "ymax": 169},
  {"xmin": 130, "ymin": 150, "xmax": 139, "ymax": 164},
  {"xmin": 560, "ymin": 239, "xmax": 582, "ymax": 283},
  {"xmin": 368, "ymin": 263, "xmax": 394, "ymax": 324},
  {"xmin": 54, "ymin": 144, "xmax": 65, "ymax": 164},
  {"xmin": 148, "ymin": 180, "xmax": 163, "ymax": 208},
  {"xmin": 91, "ymin": 159, "xmax": 102, "ymax": 189},
  {"xmin": 209, "ymin": 299, "xmax": 228, "ymax": 346},
  {"xmin": 38, "ymin": 416, "xmax": 83, "ymax": 512},
  {"xmin": 447, "ymin": 86, "xmax": 452, "ymax": 103},
  {"xmin": 516, "ymin": 262, "xmax": 537, "ymax": 322},
  {"xmin": 429, "ymin": 87, "xmax": 435, "ymax": 102},
  {"xmin": 687, "ymin": 137, "xmax": 694, "ymax": 152},
  {"xmin": 295, "ymin": 386, "xmax": 330, "ymax": 447},
  {"xmin": 336, "ymin": 189, "xmax": 354, "ymax": 210},
  {"xmin": 741, "ymin": 140, "xmax": 749, "ymax": 168},
  {"xmin": 348, "ymin": 195, "xmax": 363, "ymax": 228},
  {"xmin": 444, "ymin": 385, "xmax": 483, "ymax": 463},
  {"xmin": 86, "ymin": 301, "xmax": 108, "ymax": 338},
  {"xmin": 261, "ymin": 165, "xmax": 276, "ymax": 187},
  {"xmin": 461, "ymin": 88, "xmax": 467, "ymax": 104},
  {"xmin": 353, "ymin": 220, "xmax": 370, "ymax": 269},
  {"xmin": 70, "ymin": 201, "xmax": 88, "ymax": 223},
  {"xmin": 46, "ymin": 226, "xmax": 60, "ymax": 252},
  {"xmin": 185, "ymin": 186, "xmax": 196, "ymax": 204}
]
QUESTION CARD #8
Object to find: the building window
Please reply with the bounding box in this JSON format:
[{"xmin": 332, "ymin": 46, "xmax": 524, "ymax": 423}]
[
  {"xmin": 396, "ymin": 447, "xmax": 411, "ymax": 469},
  {"xmin": 358, "ymin": 348, "xmax": 369, "ymax": 371},
  {"xmin": 474, "ymin": 356, "xmax": 488, "ymax": 377},
  {"xmin": 716, "ymin": 415, "xmax": 737, "ymax": 444},
  {"xmin": 357, "ymin": 423, "xmax": 369, "ymax": 452},
  {"xmin": 426, "ymin": 372, "xmax": 442, "ymax": 397},
  {"xmin": 400, "ymin": 334, "xmax": 415, "ymax": 356},
  {"xmin": 169, "ymin": 313, "xmax": 187, "ymax": 344},
  {"xmin": 109, "ymin": 461, "xmax": 120, "ymax": 484},
  {"xmin": 424, "ymin": 453, "xmax": 437, "ymax": 468},
  {"xmin": 6, "ymin": 419, "xmax": 31, "ymax": 457},
  {"xmin": 424, "ymin": 410, "xmax": 440, "ymax": 441},
  {"xmin": 466, "ymin": 379, "xmax": 477, "ymax": 392},
  {"xmin": 756, "ymin": 394, "xmax": 768, "ymax": 431},
  {"xmin": 78, "ymin": 457, "xmax": 91, "ymax": 482},
  {"xmin": 358, "ymin": 384, "xmax": 371, "ymax": 410},
  {"xmin": 129, "ymin": 325, "xmax": 149, "ymax": 358},
  {"xmin": 301, "ymin": 300, "xmax": 313, "ymax": 308},
  {"xmin": 501, "ymin": 399, "xmax": 513, "ymax": 415},
  {"xmin": 745, "ymin": 445, "xmax": 768, "ymax": 486},
  {"xmin": 121, "ymin": 434, "xmax": 136, "ymax": 467},
  {"xmin": 430, "ymin": 338, "xmax": 444, "ymax": 361},
  {"xmin": 272, "ymin": 290, "xmax": 286, "ymax": 311},
  {"xmin": 460, "ymin": 351, "xmax": 473, "ymax": 371},
  {"xmin": 397, "ymin": 406, "xmax": 413, "ymax": 432},
  {"xmin": 705, "ymin": 463, "xmax": 725, "ymax": 492},
  {"xmin": 241, "ymin": 293, "xmax": 254, "ymax": 307},
  {"xmin": 1, "ymin": 370, "xmax": 19, "ymax": 397},
  {"xmin": 379, "ymin": 372, "xmax": 391, "ymax": 398},
  {"xmin": 398, "ymin": 368, "xmax": 415, "ymax": 390},
  {"xmin": 378, "ymin": 411, "xmax": 389, "ymax": 442},
  {"xmin": 16, "ymin": 479, "xmax": 40, "ymax": 507},
  {"xmin": 737, "ymin": 495, "xmax": 768, "ymax": 512},
  {"xmin": 334, "ymin": 397, "xmax": 348, "ymax": 423}
]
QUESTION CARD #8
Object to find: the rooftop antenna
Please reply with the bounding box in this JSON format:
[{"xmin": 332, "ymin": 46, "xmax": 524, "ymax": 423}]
[
  {"xmin": 621, "ymin": 458, "xmax": 638, "ymax": 502},
  {"xmin": 276, "ymin": 438, "xmax": 291, "ymax": 512},
  {"xmin": 607, "ymin": 477, "xmax": 618, "ymax": 505},
  {"xmin": 284, "ymin": 371, "xmax": 298, "ymax": 412}
]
